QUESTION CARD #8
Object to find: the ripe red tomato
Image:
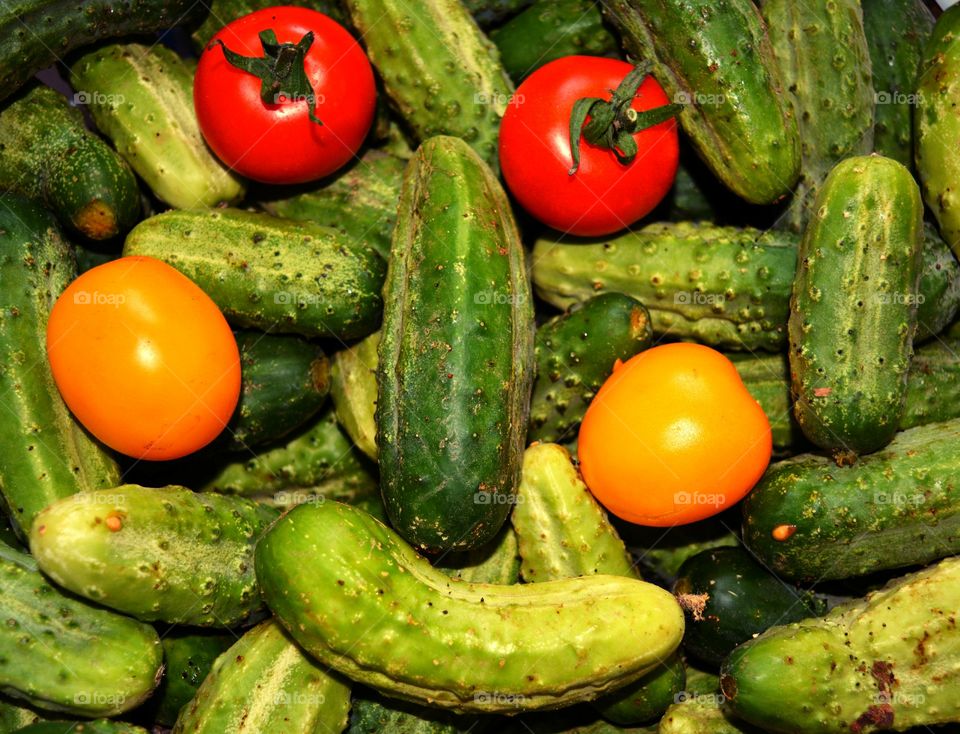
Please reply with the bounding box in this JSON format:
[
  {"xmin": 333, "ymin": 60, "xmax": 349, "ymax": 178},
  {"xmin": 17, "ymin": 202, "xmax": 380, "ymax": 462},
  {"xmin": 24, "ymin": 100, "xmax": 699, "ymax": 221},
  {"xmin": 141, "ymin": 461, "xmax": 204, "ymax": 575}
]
[
  {"xmin": 195, "ymin": 7, "xmax": 376, "ymax": 184},
  {"xmin": 46, "ymin": 257, "xmax": 241, "ymax": 461},
  {"xmin": 499, "ymin": 56, "xmax": 679, "ymax": 237}
]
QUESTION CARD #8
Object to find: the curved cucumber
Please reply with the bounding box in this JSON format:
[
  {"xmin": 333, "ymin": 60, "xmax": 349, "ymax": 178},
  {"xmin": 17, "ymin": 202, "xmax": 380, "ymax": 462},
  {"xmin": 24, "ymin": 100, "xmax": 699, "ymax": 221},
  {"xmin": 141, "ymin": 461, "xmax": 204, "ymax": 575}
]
[
  {"xmin": 29, "ymin": 486, "xmax": 278, "ymax": 627},
  {"xmin": 435, "ymin": 524, "xmax": 521, "ymax": 585},
  {"xmin": 255, "ymin": 501, "xmax": 685, "ymax": 713},
  {"xmin": 330, "ymin": 331, "xmax": 379, "ymax": 460},
  {"xmin": 150, "ymin": 631, "xmax": 233, "ymax": 727}
]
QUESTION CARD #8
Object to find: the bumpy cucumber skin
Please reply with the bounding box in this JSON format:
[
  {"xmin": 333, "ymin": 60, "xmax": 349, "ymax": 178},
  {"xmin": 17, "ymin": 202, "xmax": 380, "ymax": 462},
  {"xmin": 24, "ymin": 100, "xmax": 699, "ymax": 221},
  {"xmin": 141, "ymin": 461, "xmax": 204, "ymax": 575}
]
[
  {"xmin": 742, "ymin": 419, "xmax": 960, "ymax": 582},
  {"xmin": 0, "ymin": 696, "xmax": 39, "ymax": 731},
  {"xmin": 151, "ymin": 631, "xmax": 233, "ymax": 727},
  {"xmin": 192, "ymin": 0, "xmax": 346, "ymax": 50},
  {"xmin": 261, "ymin": 150, "xmax": 405, "ymax": 261},
  {"xmin": 343, "ymin": 1, "xmax": 514, "ymax": 168},
  {"xmin": 330, "ymin": 331, "xmax": 379, "ymax": 460},
  {"xmin": 0, "ymin": 85, "xmax": 140, "ymax": 240},
  {"xmin": 764, "ymin": 0, "xmax": 875, "ymax": 232},
  {"xmin": 14, "ymin": 722, "xmax": 149, "ymax": 734},
  {"xmin": 347, "ymin": 693, "xmax": 481, "ymax": 734},
  {"xmin": 603, "ymin": 0, "xmax": 799, "ymax": 205},
  {"xmin": 29, "ymin": 486, "xmax": 278, "ymax": 627},
  {"xmin": 70, "ymin": 44, "xmax": 243, "ymax": 210},
  {"xmin": 721, "ymin": 557, "xmax": 960, "ymax": 733},
  {"xmin": 256, "ymin": 501, "xmax": 685, "ymax": 713},
  {"xmin": 173, "ymin": 620, "xmax": 350, "ymax": 734},
  {"xmin": 377, "ymin": 136, "xmax": 535, "ymax": 552},
  {"xmin": 789, "ymin": 155, "xmax": 924, "ymax": 456},
  {"xmin": 123, "ymin": 208, "xmax": 385, "ymax": 340},
  {"xmin": 916, "ymin": 6, "xmax": 960, "ymax": 256},
  {"xmin": 490, "ymin": 0, "xmax": 617, "ymax": 81},
  {"xmin": 727, "ymin": 351, "xmax": 802, "ymax": 451},
  {"xmin": 463, "ymin": 0, "xmax": 533, "ymax": 27},
  {"xmin": 530, "ymin": 294, "xmax": 653, "ymax": 444},
  {"xmin": 916, "ymin": 223, "xmax": 960, "ymax": 341},
  {"xmin": 0, "ymin": 196, "xmax": 119, "ymax": 535},
  {"xmin": 659, "ymin": 697, "xmax": 763, "ymax": 734},
  {"xmin": 863, "ymin": 0, "xmax": 935, "ymax": 167},
  {"xmin": 0, "ymin": 541, "xmax": 162, "ymax": 717},
  {"xmin": 436, "ymin": 524, "xmax": 521, "ymax": 585}
]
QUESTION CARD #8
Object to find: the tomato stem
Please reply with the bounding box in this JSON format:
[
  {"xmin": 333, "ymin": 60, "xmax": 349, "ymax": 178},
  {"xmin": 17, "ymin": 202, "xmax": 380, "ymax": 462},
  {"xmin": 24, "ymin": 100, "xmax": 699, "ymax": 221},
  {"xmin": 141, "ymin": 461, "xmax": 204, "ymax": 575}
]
[
  {"xmin": 212, "ymin": 29, "xmax": 324, "ymax": 126},
  {"xmin": 567, "ymin": 61, "xmax": 681, "ymax": 175}
]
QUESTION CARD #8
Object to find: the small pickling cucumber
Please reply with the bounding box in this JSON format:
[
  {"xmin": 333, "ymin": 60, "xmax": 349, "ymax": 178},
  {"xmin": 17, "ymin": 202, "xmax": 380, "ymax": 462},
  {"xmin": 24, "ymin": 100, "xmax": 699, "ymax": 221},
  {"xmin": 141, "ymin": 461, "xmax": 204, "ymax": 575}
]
[
  {"xmin": 435, "ymin": 524, "xmax": 521, "ymax": 585},
  {"xmin": 330, "ymin": 331, "xmax": 379, "ymax": 460},
  {"xmin": 149, "ymin": 630, "xmax": 233, "ymax": 727}
]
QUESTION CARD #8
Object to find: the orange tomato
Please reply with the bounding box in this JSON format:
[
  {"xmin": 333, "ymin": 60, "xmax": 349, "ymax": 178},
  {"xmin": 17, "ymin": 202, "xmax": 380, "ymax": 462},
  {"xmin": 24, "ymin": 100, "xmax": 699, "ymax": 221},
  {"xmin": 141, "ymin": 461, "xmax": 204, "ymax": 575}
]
[
  {"xmin": 578, "ymin": 343, "xmax": 771, "ymax": 526},
  {"xmin": 46, "ymin": 256, "xmax": 241, "ymax": 461}
]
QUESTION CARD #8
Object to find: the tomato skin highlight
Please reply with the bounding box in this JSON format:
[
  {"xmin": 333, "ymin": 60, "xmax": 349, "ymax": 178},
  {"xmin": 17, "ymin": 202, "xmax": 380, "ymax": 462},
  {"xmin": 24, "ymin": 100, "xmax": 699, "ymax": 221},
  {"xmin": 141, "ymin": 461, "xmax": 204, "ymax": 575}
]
[
  {"xmin": 499, "ymin": 55, "xmax": 679, "ymax": 237},
  {"xmin": 578, "ymin": 343, "xmax": 772, "ymax": 526},
  {"xmin": 194, "ymin": 7, "xmax": 376, "ymax": 184},
  {"xmin": 46, "ymin": 256, "xmax": 241, "ymax": 461}
]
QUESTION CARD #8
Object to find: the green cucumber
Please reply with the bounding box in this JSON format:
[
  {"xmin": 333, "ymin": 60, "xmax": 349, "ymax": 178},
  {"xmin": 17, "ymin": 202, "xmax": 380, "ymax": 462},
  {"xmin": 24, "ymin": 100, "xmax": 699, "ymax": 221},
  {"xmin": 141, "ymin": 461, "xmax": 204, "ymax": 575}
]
[
  {"xmin": 788, "ymin": 155, "xmax": 924, "ymax": 456},
  {"xmin": 863, "ymin": 0, "xmax": 935, "ymax": 167},
  {"xmin": 530, "ymin": 293, "xmax": 653, "ymax": 444},
  {"xmin": 489, "ymin": 0, "xmax": 618, "ymax": 81},
  {"xmin": 330, "ymin": 331, "xmax": 379, "ymax": 460},
  {"xmin": 463, "ymin": 0, "xmax": 533, "ymax": 27},
  {"xmin": 916, "ymin": 6, "xmax": 960, "ymax": 256},
  {"xmin": 347, "ymin": 692, "xmax": 482, "ymax": 734},
  {"xmin": 343, "ymin": 1, "xmax": 514, "ymax": 168},
  {"xmin": 173, "ymin": 620, "xmax": 351, "ymax": 734},
  {"xmin": 13, "ymin": 723, "xmax": 148, "ymax": 734},
  {"xmin": 507, "ymin": 710, "xmax": 657, "ymax": 733},
  {"xmin": 668, "ymin": 161, "xmax": 719, "ymax": 223},
  {"xmin": 763, "ymin": 0, "xmax": 875, "ymax": 232},
  {"xmin": 377, "ymin": 136, "xmax": 535, "ymax": 552},
  {"xmin": 74, "ymin": 244, "xmax": 119, "ymax": 276},
  {"xmin": 0, "ymin": 540, "xmax": 162, "ymax": 717},
  {"xmin": 151, "ymin": 630, "xmax": 233, "ymax": 727},
  {"xmin": 618, "ymin": 521, "xmax": 740, "ymax": 584},
  {"xmin": 192, "ymin": 0, "xmax": 347, "ymax": 50},
  {"xmin": 721, "ymin": 556, "xmax": 960, "ymax": 733},
  {"xmin": 916, "ymin": 223, "xmax": 960, "ymax": 341},
  {"xmin": 742, "ymin": 418, "xmax": 960, "ymax": 582},
  {"xmin": 0, "ymin": 85, "xmax": 139, "ymax": 240},
  {"xmin": 659, "ymin": 697, "xmax": 762, "ymax": 734},
  {"xmin": 0, "ymin": 696, "xmax": 39, "ymax": 732},
  {"xmin": 727, "ymin": 352, "xmax": 801, "ymax": 452},
  {"xmin": 29, "ymin": 486, "xmax": 278, "ymax": 627},
  {"xmin": 0, "ymin": 196, "xmax": 120, "ymax": 535},
  {"xmin": 603, "ymin": 0, "xmax": 799, "ymax": 205},
  {"xmin": 435, "ymin": 524, "xmax": 521, "ymax": 585},
  {"xmin": 123, "ymin": 208, "xmax": 386, "ymax": 340},
  {"xmin": 260, "ymin": 150, "xmax": 405, "ymax": 261}
]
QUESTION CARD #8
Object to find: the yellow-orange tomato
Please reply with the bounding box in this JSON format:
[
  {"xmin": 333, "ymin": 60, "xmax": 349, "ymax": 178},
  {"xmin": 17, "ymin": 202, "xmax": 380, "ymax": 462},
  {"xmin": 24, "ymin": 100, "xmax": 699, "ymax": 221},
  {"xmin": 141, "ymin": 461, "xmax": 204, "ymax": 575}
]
[
  {"xmin": 46, "ymin": 256, "xmax": 241, "ymax": 461},
  {"xmin": 578, "ymin": 343, "xmax": 771, "ymax": 526}
]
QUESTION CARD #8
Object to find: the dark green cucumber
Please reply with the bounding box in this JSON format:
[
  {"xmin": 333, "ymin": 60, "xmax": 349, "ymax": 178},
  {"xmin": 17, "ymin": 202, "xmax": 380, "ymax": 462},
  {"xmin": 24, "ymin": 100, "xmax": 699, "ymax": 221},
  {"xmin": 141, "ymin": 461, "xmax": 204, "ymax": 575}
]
[
  {"xmin": 0, "ymin": 0, "xmax": 202, "ymax": 104},
  {"xmin": 347, "ymin": 692, "xmax": 482, "ymax": 734},
  {"xmin": 0, "ymin": 696, "xmax": 39, "ymax": 732},
  {"xmin": 0, "ymin": 196, "xmax": 120, "ymax": 535},
  {"xmin": 29, "ymin": 486, "xmax": 279, "ymax": 627},
  {"xmin": 150, "ymin": 631, "xmax": 233, "ymax": 727},
  {"xmin": 343, "ymin": 1, "xmax": 514, "ymax": 168},
  {"xmin": 70, "ymin": 44, "xmax": 244, "ymax": 210},
  {"xmin": 618, "ymin": 519, "xmax": 740, "ymax": 584},
  {"xmin": 674, "ymin": 547, "xmax": 825, "ymax": 667},
  {"xmin": 0, "ymin": 540, "xmax": 162, "ymax": 717},
  {"xmin": 668, "ymin": 161, "xmax": 719, "ymax": 223},
  {"xmin": 73, "ymin": 244, "xmax": 119, "ymax": 276},
  {"xmin": 255, "ymin": 500, "xmax": 684, "ymax": 713},
  {"xmin": 742, "ymin": 418, "xmax": 960, "ymax": 582},
  {"xmin": 863, "ymin": 0, "xmax": 935, "ymax": 167},
  {"xmin": 435, "ymin": 523, "xmax": 521, "ymax": 585},
  {"xmin": 463, "ymin": 0, "xmax": 533, "ymax": 27},
  {"xmin": 377, "ymin": 136, "xmax": 535, "ymax": 552},
  {"xmin": 764, "ymin": 0, "xmax": 875, "ymax": 232},
  {"xmin": 224, "ymin": 331, "xmax": 330, "ymax": 452},
  {"xmin": 260, "ymin": 150, "xmax": 406, "ymax": 261},
  {"xmin": 916, "ymin": 223, "xmax": 960, "ymax": 341},
  {"xmin": 192, "ymin": 0, "xmax": 347, "ymax": 50},
  {"xmin": 173, "ymin": 620, "xmax": 351, "ymax": 734},
  {"xmin": 603, "ymin": 0, "xmax": 799, "ymax": 205},
  {"xmin": 123, "ymin": 208, "xmax": 385, "ymax": 340},
  {"xmin": 789, "ymin": 155, "xmax": 924, "ymax": 456},
  {"xmin": 0, "ymin": 85, "xmax": 139, "ymax": 240},
  {"xmin": 330, "ymin": 331, "xmax": 379, "ymax": 460},
  {"xmin": 13, "ymin": 722, "xmax": 148, "ymax": 734},
  {"xmin": 489, "ymin": 0, "xmax": 618, "ymax": 81}
]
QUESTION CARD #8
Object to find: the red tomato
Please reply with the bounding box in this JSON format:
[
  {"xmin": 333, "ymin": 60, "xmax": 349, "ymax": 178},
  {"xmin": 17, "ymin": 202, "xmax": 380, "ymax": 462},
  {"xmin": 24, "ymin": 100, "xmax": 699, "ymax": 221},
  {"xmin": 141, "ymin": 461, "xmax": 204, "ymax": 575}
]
[
  {"xmin": 499, "ymin": 56, "xmax": 679, "ymax": 237},
  {"xmin": 195, "ymin": 7, "xmax": 376, "ymax": 184},
  {"xmin": 46, "ymin": 257, "xmax": 241, "ymax": 461}
]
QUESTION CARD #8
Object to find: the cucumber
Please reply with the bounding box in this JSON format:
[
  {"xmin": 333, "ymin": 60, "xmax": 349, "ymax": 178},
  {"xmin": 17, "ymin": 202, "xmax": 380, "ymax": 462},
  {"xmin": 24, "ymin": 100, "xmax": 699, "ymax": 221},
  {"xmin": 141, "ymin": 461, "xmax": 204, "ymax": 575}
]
[
  {"xmin": 763, "ymin": 0, "xmax": 875, "ymax": 232},
  {"xmin": 255, "ymin": 500, "xmax": 685, "ymax": 713},
  {"xmin": 74, "ymin": 244, "xmax": 119, "ymax": 276},
  {"xmin": 260, "ymin": 150, "xmax": 405, "ymax": 261},
  {"xmin": 330, "ymin": 331, "xmax": 379, "ymax": 460},
  {"xmin": 343, "ymin": 0, "xmax": 514, "ymax": 168},
  {"xmin": 863, "ymin": 0, "xmax": 935, "ymax": 167},
  {"xmin": 659, "ymin": 697, "xmax": 762, "ymax": 734},
  {"xmin": 192, "ymin": 0, "xmax": 347, "ymax": 50},
  {"xmin": 721, "ymin": 556, "xmax": 960, "ymax": 733},
  {"xmin": 0, "ymin": 85, "xmax": 139, "ymax": 240},
  {"xmin": 463, "ymin": 0, "xmax": 533, "ymax": 27},
  {"xmin": 742, "ymin": 418, "xmax": 960, "ymax": 582},
  {"xmin": 435, "ymin": 524, "xmax": 521, "ymax": 585},
  {"xmin": 489, "ymin": 0, "xmax": 618, "ymax": 81},
  {"xmin": 668, "ymin": 161, "xmax": 718, "ymax": 223},
  {"xmin": 0, "ymin": 196, "xmax": 120, "ymax": 535},
  {"xmin": 0, "ymin": 0, "xmax": 202, "ymax": 103},
  {"xmin": 618, "ymin": 520, "xmax": 740, "ymax": 584},
  {"xmin": 29, "ymin": 486, "xmax": 279, "ymax": 627},
  {"xmin": 916, "ymin": 223, "xmax": 960, "ymax": 341},
  {"xmin": 727, "ymin": 352, "xmax": 802, "ymax": 452},
  {"xmin": 70, "ymin": 44, "xmax": 244, "ymax": 210},
  {"xmin": 507, "ymin": 711, "xmax": 658, "ymax": 733},
  {"xmin": 674, "ymin": 547, "xmax": 825, "ymax": 667},
  {"xmin": 347, "ymin": 692, "xmax": 482, "ymax": 734},
  {"xmin": 13, "ymin": 723, "xmax": 148, "ymax": 734},
  {"xmin": 602, "ymin": 0, "xmax": 799, "ymax": 205},
  {"xmin": 377, "ymin": 136, "xmax": 535, "ymax": 552},
  {"xmin": 788, "ymin": 155, "xmax": 924, "ymax": 456},
  {"xmin": 173, "ymin": 620, "xmax": 351, "ymax": 734},
  {"xmin": 0, "ymin": 696, "xmax": 39, "ymax": 732},
  {"xmin": 123, "ymin": 208, "xmax": 386, "ymax": 340},
  {"xmin": 151, "ymin": 631, "xmax": 233, "ymax": 727},
  {"xmin": 916, "ymin": 6, "xmax": 960, "ymax": 256},
  {"xmin": 0, "ymin": 540, "xmax": 162, "ymax": 717}
]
